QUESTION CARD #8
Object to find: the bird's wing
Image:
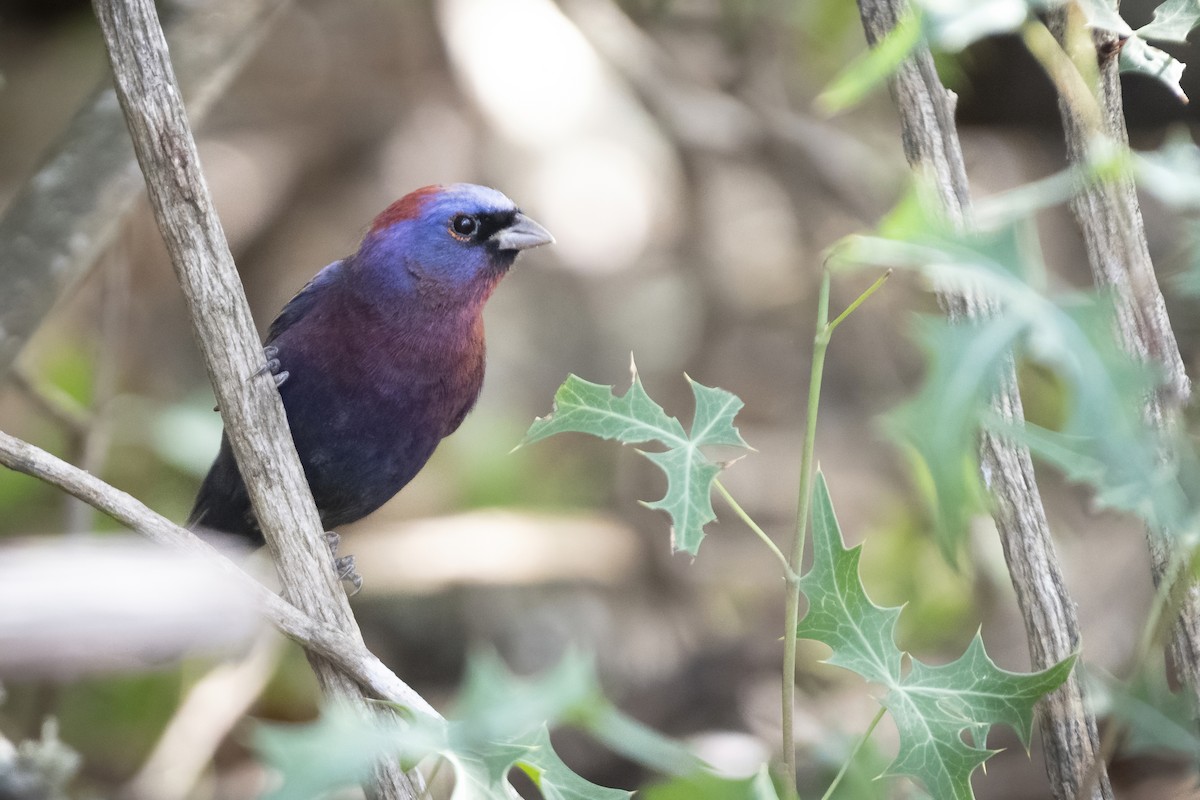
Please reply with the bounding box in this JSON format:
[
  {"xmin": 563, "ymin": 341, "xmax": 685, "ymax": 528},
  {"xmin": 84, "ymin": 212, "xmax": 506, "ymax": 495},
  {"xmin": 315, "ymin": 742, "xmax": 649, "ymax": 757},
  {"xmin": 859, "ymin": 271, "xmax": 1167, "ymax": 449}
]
[{"xmin": 265, "ymin": 259, "xmax": 344, "ymax": 345}]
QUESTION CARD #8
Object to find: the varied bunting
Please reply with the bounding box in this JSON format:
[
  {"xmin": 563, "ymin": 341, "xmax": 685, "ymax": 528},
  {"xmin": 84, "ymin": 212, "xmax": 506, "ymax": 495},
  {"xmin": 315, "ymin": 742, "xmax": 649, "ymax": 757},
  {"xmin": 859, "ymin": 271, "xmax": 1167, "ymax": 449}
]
[{"xmin": 189, "ymin": 184, "xmax": 553, "ymax": 559}]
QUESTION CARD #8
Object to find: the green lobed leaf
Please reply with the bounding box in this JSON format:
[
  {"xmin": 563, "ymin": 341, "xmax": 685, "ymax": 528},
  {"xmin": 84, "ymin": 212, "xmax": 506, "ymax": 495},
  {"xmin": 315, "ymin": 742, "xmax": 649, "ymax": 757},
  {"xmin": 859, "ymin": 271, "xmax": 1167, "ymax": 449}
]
[
  {"xmin": 797, "ymin": 475, "xmax": 903, "ymax": 686},
  {"xmin": 886, "ymin": 316, "xmax": 1021, "ymax": 559},
  {"xmin": 816, "ymin": 10, "xmax": 922, "ymax": 114},
  {"xmin": 1136, "ymin": 0, "xmax": 1200, "ymax": 42},
  {"xmin": 254, "ymin": 652, "xmax": 698, "ymax": 800},
  {"xmin": 838, "ymin": 179, "xmax": 1200, "ymax": 549},
  {"xmin": 1075, "ymin": 0, "xmax": 1135, "ymax": 36},
  {"xmin": 1085, "ymin": 659, "xmax": 1200, "ymax": 758},
  {"xmin": 798, "ymin": 473, "xmax": 1075, "ymax": 800},
  {"xmin": 641, "ymin": 766, "xmax": 781, "ymax": 800},
  {"xmin": 1119, "ymin": 36, "xmax": 1188, "ymax": 103},
  {"xmin": 523, "ymin": 363, "xmax": 751, "ymax": 555},
  {"xmin": 516, "ymin": 727, "xmax": 631, "ymax": 800},
  {"xmin": 918, "ymin": 0, "xmax": 1033, "ymax": 51},
  {"xmin": 1135, "ymin": 127, "xmax": 1200, "ymax": 210},
  {"xmin": 254, "ymin": 706, "xmax": 402, "ymax": 800}
]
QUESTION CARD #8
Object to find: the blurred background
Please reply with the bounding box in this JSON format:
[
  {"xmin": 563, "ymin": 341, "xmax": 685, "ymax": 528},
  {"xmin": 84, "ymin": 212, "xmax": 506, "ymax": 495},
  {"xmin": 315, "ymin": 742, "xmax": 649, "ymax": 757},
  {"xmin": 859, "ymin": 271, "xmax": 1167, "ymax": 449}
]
[{"xmin": 1, "ymin": 0, "xmax": 1199, "ymax": 797}]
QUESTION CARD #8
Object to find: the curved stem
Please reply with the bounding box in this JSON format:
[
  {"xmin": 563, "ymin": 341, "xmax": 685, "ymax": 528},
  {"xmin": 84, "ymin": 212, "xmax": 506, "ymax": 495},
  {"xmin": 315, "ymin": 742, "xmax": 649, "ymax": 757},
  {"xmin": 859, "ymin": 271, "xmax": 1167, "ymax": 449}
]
[
  {"xmin": 714, "ymin": 479, "xmax": 793, "ymax": 579},
  {"xmin": 820, "ymin": 706, "xmax": 886, "ymax": 800}
]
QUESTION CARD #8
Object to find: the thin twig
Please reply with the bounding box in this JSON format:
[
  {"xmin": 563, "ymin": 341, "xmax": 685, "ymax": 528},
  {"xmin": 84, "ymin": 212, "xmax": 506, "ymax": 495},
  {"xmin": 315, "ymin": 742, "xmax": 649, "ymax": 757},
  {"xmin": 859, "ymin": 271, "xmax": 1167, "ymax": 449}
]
[
  {"xmin": 819, "ymin": 706, "xmax": 886, "ymax": 800},
  {"xmin": 0, "ymin": 428, "xmax": 439, "ymax": 720},
  {"xmin": 714, "ymin": 479, "xmax": 793, "ymax": 578}
]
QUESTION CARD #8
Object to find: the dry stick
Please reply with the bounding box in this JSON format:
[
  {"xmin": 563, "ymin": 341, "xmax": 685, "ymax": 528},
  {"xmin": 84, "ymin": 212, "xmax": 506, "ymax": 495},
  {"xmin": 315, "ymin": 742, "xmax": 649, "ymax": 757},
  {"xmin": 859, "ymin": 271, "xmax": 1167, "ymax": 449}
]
[
  {"xmin": 0, "ymin": 429, "xmax": 438, "ymax": 720},
  {"xmin": 89, "ymin": 1, "xmax": 419, "ymax": 797},
  {"xmin": 1044, "ymin": 8, "xmax": 1200, "ymax": 709},
  {"xmin": 0, "ymin": 0, "xmax": 291, "ymax": 382},
  {"xmin": 854, "ymin": 2, "xmax": 1113, "ymax": 798}
]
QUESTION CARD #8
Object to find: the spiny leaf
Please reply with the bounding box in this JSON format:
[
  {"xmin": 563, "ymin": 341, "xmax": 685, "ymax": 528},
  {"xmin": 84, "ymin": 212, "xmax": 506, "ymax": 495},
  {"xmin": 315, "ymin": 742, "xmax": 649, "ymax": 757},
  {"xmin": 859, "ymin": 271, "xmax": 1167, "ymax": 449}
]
[
  {"xmin": 838, "ymin": 182, "xmax": 1200, "ymax": 550},
  {"xmin": 1135, "ymin": 127, "xmax": 1200, "ymax": 210},
  {"xmin": 886, "ymin": 316, "xmax": 1020, "ymax": 559},
  {"xmin": 817, "ymin": 10, "xmax": 922, "ymax": 114},
  {"xmin": 918, "ymin": 0, "xmax": 1032, "ymax": 51},
  {"xmin": 1075, "ymin": 0, "xmax": 1135, "ymax": 35},
  {"xmin": 254, "ymin": 706, "xmax": 404, "ymax": 800},
  {"xmin": 1120, "ymin": 36, "xmax": 1188, "ymax": 103},
  {"xmin": 1085, "ymin": 659, "xmax": 1200, "ymax": 758},
  {"xmin": 255, "ymin": 653, "xmax": 694, "ymax": 800},
  {"xmin": 641, "ymin": 766, "xmax": 781, "ymax": 800},
  {"xmin": 523, "ymin": 362, "xmax": 751, "ymax": 554},
  {"xmin": 516, "ymin": 727, "xmax": 631, "ymax": 800},
  {"xmin": 1136, "ymin": 0, "xmax": 1200, "ymax": 43},
  {"xmin": 797, "ymin": 476, "xmax": 903, "ymax": 685},
  {"xmin": 799, "ymin": 473, "xmax": 1075, "ymax": 800}
]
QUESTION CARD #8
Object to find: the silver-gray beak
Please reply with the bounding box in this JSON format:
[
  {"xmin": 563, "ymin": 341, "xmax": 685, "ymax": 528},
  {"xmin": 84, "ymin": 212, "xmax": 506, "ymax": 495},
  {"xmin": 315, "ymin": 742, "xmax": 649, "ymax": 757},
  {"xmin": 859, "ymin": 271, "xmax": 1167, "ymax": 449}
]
[{"xmin": 490, "ymin": 212, "xmax": 555, "ymax": 251}]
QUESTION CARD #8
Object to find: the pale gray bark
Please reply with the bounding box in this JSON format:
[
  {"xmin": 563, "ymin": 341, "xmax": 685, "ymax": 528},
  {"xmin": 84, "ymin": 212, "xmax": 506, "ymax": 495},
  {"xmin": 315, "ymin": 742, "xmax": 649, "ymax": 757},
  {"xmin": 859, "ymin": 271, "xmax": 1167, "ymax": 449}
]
[
  {"xmin": 0, "ymin": 429, "xmax": 438, "ymax": 719},
  {"xmin": 88, "ymin": 0, "xmax": 420, "ymax": 796},
  {"xmin": 1046, "ymin": 9, "xmax": 1200, "ymax": 715},
  {"xmin": 855, "ymin": 1, "xmax": 1113, "ymax": 798},
  {"xmin": 0, "ymin": 0, "xmax": 290, "ymax": 381}
]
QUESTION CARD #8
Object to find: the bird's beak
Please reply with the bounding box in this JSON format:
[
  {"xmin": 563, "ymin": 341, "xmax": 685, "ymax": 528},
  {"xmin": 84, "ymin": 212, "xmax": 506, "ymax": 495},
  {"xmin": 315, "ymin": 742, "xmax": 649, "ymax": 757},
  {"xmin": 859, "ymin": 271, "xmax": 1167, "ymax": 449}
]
[{"xmin": 490, "ymin": 212, "xmax": 555, "ymax": 251}]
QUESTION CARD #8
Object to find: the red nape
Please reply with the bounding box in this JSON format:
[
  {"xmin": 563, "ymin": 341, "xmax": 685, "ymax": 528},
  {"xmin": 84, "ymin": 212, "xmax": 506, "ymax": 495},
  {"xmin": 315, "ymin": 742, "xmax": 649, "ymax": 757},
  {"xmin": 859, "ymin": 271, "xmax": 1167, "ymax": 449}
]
[{"xmin": 370, "ymin": 185, "xmax": 442, "ymax": 232}]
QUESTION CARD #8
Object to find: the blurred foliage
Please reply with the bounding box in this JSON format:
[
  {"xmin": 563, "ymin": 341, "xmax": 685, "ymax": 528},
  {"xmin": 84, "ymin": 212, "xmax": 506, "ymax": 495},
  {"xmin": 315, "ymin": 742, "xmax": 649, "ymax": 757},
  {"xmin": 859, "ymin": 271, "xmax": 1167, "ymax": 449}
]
[
  {"xmin": 0, "ymin": 718, "xmax": 80, "ymax": 800},
  {"xmin": 838, "ymin": 172, "xmax": 1198, "ymax": 557},
  {"xmin": 254, "ymin": 652, "xmax": 703, "ymax": 800},
  {"xmin": 800, "ymin": 731, "xmax": 894, "ymax": 800},
  {"xmin": 858, "ymin": 501, "xmax": 977, "ymax": 653},
  {"xmin": 1086, "ymin": 654, "xmax": 1200, "ymax": 760}
]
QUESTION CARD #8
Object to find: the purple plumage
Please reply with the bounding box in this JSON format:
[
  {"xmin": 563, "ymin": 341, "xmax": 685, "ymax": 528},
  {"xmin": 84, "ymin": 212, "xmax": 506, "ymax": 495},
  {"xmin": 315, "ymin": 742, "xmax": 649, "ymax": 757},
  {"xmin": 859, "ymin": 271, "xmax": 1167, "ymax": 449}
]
[{"xmin": 189, "ymin": 184, "xmax": 553, "ymax": 544}]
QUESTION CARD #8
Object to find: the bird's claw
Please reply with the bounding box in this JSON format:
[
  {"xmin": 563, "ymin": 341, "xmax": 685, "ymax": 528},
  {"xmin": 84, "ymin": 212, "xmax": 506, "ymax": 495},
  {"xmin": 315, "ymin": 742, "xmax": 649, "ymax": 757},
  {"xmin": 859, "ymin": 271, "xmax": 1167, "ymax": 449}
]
[
  {"xmin": 323, "ymin": 531, "xmax": 362, "ymax": 596},
  {"xmin": 335, "ymin": 555, "xmax": 363, "ymax": 596},
  {"xmin": 254, "ymin": 345, "xmax": 290, "ymax": 388}
]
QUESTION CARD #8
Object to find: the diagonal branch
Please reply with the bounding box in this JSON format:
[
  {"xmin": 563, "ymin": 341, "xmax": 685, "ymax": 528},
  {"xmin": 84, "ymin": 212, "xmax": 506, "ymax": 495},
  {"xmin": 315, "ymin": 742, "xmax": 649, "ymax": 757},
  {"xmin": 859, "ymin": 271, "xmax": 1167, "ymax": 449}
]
[
  {"xmin": 88, "ymin": 0, "xmax": 419, "ymax": 796},
  {"xmin": 0, "ymin": 428, "xmax": 437, "ymax": 720},
  {"xmin": 854, "ymin": 1, "xmax": 1113, "ymax": 798},
  {"xmin": 1045, "ymin": 7, "xmax": 1200, "ymax": 715}
]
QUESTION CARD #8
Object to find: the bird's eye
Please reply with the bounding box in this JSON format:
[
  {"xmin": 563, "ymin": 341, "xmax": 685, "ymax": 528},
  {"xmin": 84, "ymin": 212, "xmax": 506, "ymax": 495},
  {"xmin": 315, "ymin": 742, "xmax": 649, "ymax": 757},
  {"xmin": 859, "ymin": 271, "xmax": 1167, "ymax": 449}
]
[{"xmin": 450, "ymin": 214, "xmax": 479, "ymax": 239}]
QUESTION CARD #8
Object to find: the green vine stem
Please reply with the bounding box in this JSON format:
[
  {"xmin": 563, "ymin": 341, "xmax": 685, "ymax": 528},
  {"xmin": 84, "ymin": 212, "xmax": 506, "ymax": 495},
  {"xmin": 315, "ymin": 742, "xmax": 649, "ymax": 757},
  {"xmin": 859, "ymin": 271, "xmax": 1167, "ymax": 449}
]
[
  {"xmin": 819, "ymin": 706, "xmax": 887, "ymax": 800},
  {"xmin": 712, "ymin": 267, "xmax": 889, "ymax": 799},
  {"xmin": 779, "ymin": 267, "xmax": 890, "ymax": 798}
]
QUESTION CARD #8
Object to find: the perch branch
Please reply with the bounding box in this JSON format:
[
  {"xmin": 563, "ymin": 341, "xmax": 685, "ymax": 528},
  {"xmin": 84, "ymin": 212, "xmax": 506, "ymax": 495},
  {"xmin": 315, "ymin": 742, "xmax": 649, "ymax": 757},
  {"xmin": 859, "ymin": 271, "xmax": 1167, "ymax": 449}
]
[
  {"xmin": 89, "ymin": 0, "xmax": 419, "ymax": 796},
  {"xmin": 0, "ymin": 0, "xmax": 291, "ymax": 381},
  {"xmin": 0, "ymin": 429, "xmax": 437, "ymax": 720},
  {"xmin": 855, "ymin": 1, "xmax": 1113, "ymax": 798}
]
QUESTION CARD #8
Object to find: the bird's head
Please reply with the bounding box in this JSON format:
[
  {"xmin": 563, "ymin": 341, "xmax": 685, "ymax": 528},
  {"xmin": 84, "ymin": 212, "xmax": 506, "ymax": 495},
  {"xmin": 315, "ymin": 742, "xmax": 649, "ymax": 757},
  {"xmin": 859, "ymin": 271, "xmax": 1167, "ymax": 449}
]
[{"xmin": 354, "ymin": 183, "xmax": 553, "ymax": 306}]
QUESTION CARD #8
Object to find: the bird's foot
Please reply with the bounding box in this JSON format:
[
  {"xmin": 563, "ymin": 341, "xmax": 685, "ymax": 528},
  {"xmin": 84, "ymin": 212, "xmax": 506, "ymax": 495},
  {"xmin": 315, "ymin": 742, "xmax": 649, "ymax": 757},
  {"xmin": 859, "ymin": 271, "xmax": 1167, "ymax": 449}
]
[
  {"xmin": 323, "ymin": 530, "xmax": 362, "ymax": 596},
  {"xmin": 254, "ymin": 345, "xmax": 290, "ymax": 388}
]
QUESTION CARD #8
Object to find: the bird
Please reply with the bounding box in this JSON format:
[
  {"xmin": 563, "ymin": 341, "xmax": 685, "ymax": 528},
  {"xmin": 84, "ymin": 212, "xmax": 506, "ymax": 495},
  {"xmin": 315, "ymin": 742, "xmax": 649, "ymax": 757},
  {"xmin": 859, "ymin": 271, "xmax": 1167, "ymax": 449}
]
[{"xmin": 188, "ymin": 183, "xmax": 553, "ymax": 581}]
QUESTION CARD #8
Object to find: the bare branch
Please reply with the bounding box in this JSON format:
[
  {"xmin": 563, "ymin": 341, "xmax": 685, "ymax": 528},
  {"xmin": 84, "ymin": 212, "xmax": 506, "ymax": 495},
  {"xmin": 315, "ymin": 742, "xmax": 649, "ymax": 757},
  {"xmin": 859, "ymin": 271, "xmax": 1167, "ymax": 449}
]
[
  {"xmin": 1045, "ymin": 7, "xmax": 1200, "ymax": 713},
  {"xmin": 855, "ymin": 1, "xmax": 1113, "ymax": 798},
  {"xmin": 0, "ymin": 428, "xmax": 437, "ymax": 720},
  {"xmin": 85, "ymin": 1, "xmax": 424, "ymax": 794},
  {"xmin": 0, "ymin": 0, "xmax": 291, "ymax": 381}
]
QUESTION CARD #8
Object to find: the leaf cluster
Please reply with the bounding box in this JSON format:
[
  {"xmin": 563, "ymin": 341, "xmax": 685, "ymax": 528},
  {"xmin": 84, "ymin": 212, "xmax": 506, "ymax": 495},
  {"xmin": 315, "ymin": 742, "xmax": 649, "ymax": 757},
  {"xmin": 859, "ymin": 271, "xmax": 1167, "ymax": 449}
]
[
  {"xmin": 819, "ymin": 0, "xmax": 1200, "ymax": 112},
  {"xmin": 254, "ymin": 652, "xmax": 710, "ymax": 800}
]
